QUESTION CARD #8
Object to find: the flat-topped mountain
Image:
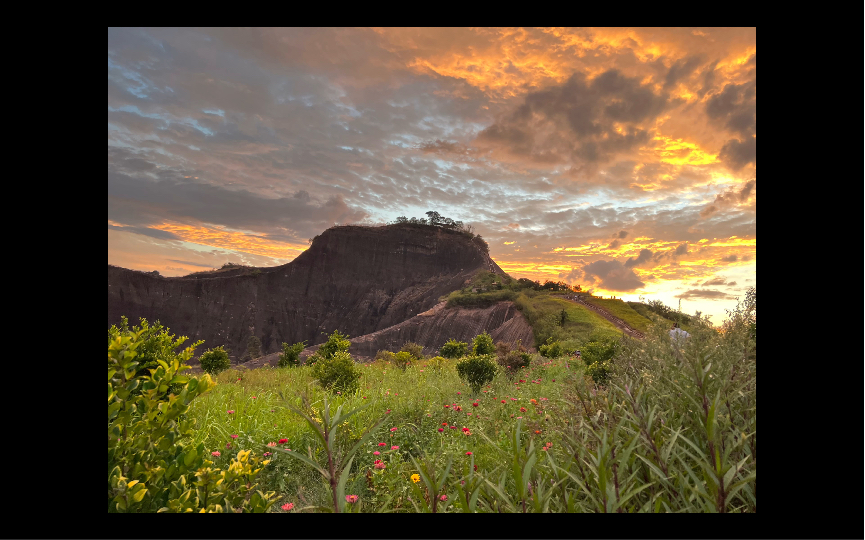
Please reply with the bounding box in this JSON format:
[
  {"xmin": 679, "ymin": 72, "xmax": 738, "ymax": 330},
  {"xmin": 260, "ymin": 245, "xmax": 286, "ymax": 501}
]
[{"xmin": 108, "ymin": 223, "xmax": 505, "ymax": 360}]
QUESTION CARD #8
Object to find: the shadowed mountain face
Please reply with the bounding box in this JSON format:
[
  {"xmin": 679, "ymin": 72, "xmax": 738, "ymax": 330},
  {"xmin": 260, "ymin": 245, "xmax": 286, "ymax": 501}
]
[{"xmin": 108, "ymin": 224, "xmax": 504, "ymax": 360}]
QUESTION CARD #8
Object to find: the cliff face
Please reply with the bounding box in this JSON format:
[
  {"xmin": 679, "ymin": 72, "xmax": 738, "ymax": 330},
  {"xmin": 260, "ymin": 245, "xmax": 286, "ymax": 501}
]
[{"xmin": 108, "ymin": 224, "xmax": 504, "ymax": 359}]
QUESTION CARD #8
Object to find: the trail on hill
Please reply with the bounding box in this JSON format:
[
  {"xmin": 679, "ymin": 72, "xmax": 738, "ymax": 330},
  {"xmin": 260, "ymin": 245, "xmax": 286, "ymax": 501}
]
[{"xmin": 564, "ymin": 295, "xmax": 646, "ymax": 340}]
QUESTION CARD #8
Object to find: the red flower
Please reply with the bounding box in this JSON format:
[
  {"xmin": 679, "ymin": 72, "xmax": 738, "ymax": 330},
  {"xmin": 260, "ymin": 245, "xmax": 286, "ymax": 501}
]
[
  {"xmin": 438, "ymin": 428, "xmax": 444, "ymax": 432},
  {"xmin": 534, "ymin": 430, "xmax": 541, "ymax": 434},
  {"xmin": 520, "ymin": 407, "xmax": 527, "ymax": 412},
  {"xmin": 378, "ymin": 442, "xmax": 386, "ymax": 447},
  {"xmin": 442, "ymin": 422, "xmax": 448, "ymax": 426},
  {"xmin": 279, "ymin": 438, "xmax": 288, "ymax": 444},
  {"xmin": 472, "ymin": 402, "xmax": 479, "ymax": 407},
  {"xmin": 390, "ymin": 427, "xmax": 398, "ymax": 432},
  {"xmin": 474, "ymin": 464, "xmax": 478, "ymax": 471},
  {"xmin": 465, "ymin": 451, "xmax": 472, "ymax": 455},
  {"xmin": 439, "ymin": 494, "xmax": 447, "ymax": 502},
  {"xmin": 444, "ymin": 404, "xmax": 450, "ymax": 408},
  {"xmin": 501, "ymin": 400, "xmax": 506, "ymax": 403}
]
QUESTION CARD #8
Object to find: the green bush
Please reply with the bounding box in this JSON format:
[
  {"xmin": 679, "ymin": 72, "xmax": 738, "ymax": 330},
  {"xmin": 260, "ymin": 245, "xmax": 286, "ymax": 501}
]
[
  {"xmin": 310, "ymin": 350, "xmax": 362, "ymax": 394},
  {"xmin": 495, "ymin": 341, "xmax": 531, "ymax": 377},
  {"xmin": 581, "ymin": 337, "xmax": 618, "ymax": 367},
  {"xmin": 241, "ymin": 335, "xmax": 262, "ymax": 362},
  {"xmin": 426, "ymin": 355, "xmax": 450, "ymax": 372},
  {"xmin": 538, "ymin": 338, "xmax": 565, "ymax": 358},
  {"xmin": 199, "ymin": 346, "xmax": 231, "ymax": 376},
  {"xmin": 374, "ymin": 350, "xmax": 396, "ymax": 364},
  {"xmin": 456, "ymin": 354, "xmax": 498, "ymax": 394},
  {"xmin": 392, "ymin": 350, "xmax": 414, "ymax": 371},
  {"xmin": 585, "ymin": 358, "xmax": 614, "ymax": 385},
  {"xmin": 399, "ymin": 342, "xmax": 424, "ymax": 361},
  {"xmin": 472, "ymin": 331, "xmax": 495, "ymax": 356},
  {"xmin": 307, "ymin": 330, "xmax": 351, "ymax": 366},
  {"xmin": 278, "ymin": 341, "xmax": 306, "ymax": 368},
  {"xmin": 439, "ymin": 339, "xmax": 468, "ymax": 359},
  {"xmin": 108, "ymin": 325, "xmax": 277, "ymax": 513}
]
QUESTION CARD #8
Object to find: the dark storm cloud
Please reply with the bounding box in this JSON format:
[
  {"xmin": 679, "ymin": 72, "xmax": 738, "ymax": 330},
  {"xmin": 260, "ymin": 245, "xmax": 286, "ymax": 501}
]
[
  {"xmin": 107, "ymin": 223, "xmax": 183, "ymax": 241},
  {"xmin": 719, "ymin": 137, "xmax": 756, "ymax": 170},
  {"xmin": 705, "ymin": 69, "xmax": 756, "ymax": 169},
  {"xmin": 475, "ymin": 69, "xmax": 671, "ymax": 165},
  {"xmin": 675, "ymin": 289, "xmax": 734, "ymax": 300},
  {"xmin": 607, "ymin": 239, "xmax": 621, "ymax": 249},
  {"xmin": 581, "ymin": 259, "xmax": 645, "ymax": 291},
  {"xmin": 664, "ymin": 56, "xmax": 704, "ymax": 89},
  {"xmin": 617, "ymin": 230, "xmax": 628, "ymax": 239},
  {"xmin": 624, "ymin": 248, "xmax": 653, "ymax": 268},
  {"xmin": 701, "ymin": 179, "xmax": 755, "ymax": 217}
]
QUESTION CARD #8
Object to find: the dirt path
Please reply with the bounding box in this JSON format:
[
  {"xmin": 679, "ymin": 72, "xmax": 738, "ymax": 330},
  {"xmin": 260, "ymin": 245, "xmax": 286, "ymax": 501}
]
[{"xmin": 564, "ymin": 295, "xmax": 645, "ymax": 340}]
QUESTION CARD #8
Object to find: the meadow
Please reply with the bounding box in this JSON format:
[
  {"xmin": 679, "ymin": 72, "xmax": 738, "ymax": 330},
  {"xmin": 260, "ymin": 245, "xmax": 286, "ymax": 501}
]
[{"xmin": 108, "ymin": 288, "xmax": 756, "ymax": 513}]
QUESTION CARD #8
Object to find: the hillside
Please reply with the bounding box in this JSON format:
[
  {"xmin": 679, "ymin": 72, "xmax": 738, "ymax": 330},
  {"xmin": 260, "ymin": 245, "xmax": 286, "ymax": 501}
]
[{"xmin": 108, "ymin": 224, "xmax": 504, "ymax": 361}]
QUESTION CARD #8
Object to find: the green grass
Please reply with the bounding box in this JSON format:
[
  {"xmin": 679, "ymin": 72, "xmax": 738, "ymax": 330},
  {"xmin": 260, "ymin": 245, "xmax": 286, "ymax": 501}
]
[
  {"xmin": 579, "ymin": 296, "xmax": 653, "ymax": 333},
  {"xmin": 514, "ymin": 291, "xmax": 622, "ymax": 348}
]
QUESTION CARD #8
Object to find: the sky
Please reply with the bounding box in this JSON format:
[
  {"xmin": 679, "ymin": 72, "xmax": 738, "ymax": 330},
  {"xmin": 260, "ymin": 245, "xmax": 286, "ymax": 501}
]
[{"xmin": 108, "ymin": 27, "xmax": 756, "ymax": 324}]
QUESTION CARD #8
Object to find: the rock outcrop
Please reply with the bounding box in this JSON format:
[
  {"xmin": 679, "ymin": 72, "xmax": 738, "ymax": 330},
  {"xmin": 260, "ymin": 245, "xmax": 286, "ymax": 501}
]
[{"xmin": 108, "ymin": 224, "xmax": 506, "ymax": 361}]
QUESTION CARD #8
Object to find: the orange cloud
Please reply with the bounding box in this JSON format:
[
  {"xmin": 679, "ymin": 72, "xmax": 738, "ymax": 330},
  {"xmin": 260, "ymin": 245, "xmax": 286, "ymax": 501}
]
[{"xmin": 149, "ymin": 222, "xmax": 307, "ymax": 260}]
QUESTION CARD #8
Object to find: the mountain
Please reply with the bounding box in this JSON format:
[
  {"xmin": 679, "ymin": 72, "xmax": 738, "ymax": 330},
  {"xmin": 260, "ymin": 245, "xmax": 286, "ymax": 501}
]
[{"xmin": 108, "ymin": 223, "xmax": 506, "ymax": 361}]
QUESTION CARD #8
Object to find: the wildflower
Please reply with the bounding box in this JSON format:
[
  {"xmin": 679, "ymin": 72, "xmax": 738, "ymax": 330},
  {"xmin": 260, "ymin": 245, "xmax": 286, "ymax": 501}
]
[
  {"xmin": 511, "ymin": 398, "xmax": 518, "ymax": 401},
  {"xmin": 226, "ymin": 443, "xmax": 232, "ymax": 449},
  {"xmin": 519, "ymin": 379, "xmax": 526, "ymax": 383},
  {"xmin": 501, "ymin": 400, "xmax": 506, "ymax": 403},
  {"xmin": 373, "ymin": 451, "xmax": 380, "ymax": 456},
  {"xmin": 439, "ymin": 495, "xmax": 447, "ymax": 502},
  {"xmin": 374, "ymin": 460, "xmax": 386, "ymax": 470},
  {"xmin": 472, "ymin": 402, "xmax": 479, "ymax": 407},
  {"xmin": 540, "ymin": 398, "xmax": 548, "ymax": 401},
  {"xmin": 520, "ymin": 407, "xmax": 527, "ymax": 412},
  {"xmin": 230, "ymin": 434, "xmax": 238, "ymax": 439},
  {"xmin": 444, "ymin": 404, "xmax": 450, "ymax": 408},
  {"xmin": 346, "ymin": 495, "xmax": 359, "ymax": 504},
  {"xmin": 279, "ymin": 438, "xmax": 288, "ymax": 444},
  {"xmin": 411, "ymin": 474, "xmax": 420, "ymax": 483},
  {"xmin": 457, "ymin": 392, "xmax": 461, "ymax": 395},
  {"xmin": 442, "ymin": 422, "xmax": 448, "ymax": 426},
  {"xmin": 552, "ymin": 379, "xmax": 555, "ymax": 382},
  {"xmin": 466, "ymin": 413, "xmax": 471, "ymax": 416},
  {"xmin": 386, "ymin": 409, "xmax": 392, "ymax": 414},
  {"xmin": 391, "ymin": 446, "xmax": 399, "ymax": 450},
  {"xmin": 466, "ymin": 451, "xmax": 473, "ymax": 455},
  {"xmin": 227, "ymin": 410, "xmax": 235, "ymax": 414},
  {"xmin": 271, "ymin": 409, "xmax": 275, "ymax": 413},
  {"xmin": 462, "ymin": 427, "xmax": 470, "ymax": 432},
  {"xmin": 282, "ymin": 502, "xmax": 294, "ymax": 511},
  {"xmin": 378, "ymin": 442, "xmax": 386, "ymax": 446},
  {"xmin": 474, "ymin": 464, "xmax": 478, "ymax": 471},
  {"xmin": 530, "ymin": 399, "xmax": 537, "ymax": 405},
  {"xmin": 390, "ymin": 427, "xmax": 398, "ymax": 432},
  {"xmin": 252, "ymin": 396, "xmax": 257, "ymax": 399},
  {"xmin": 263, "ymin": 452, "xmax": 272, "ymax": 457},
  {"xmin": 267, "ymin": 442, "xmax": 277, "ymax": 447},
  {"xmin": 438, "ymin": 428, "xmax": 444, "ymax": 432},
  {"xmin": 516, "ymin": 417, "xmax": 522, "ymax": 419},
  {"xmin": 534, "ymin": 430, "xmax": 541, "ymax": 434},
  {"xmin": 211, "ymin": 451, "xmax": 221, "ymax": 457},
  {"xmin": 450, "ymin": 425, "xmax": 458, "ymax": 429},
  {"xmin": 363, "ymin": 396, "xmax": 367, "ymax": 399}
]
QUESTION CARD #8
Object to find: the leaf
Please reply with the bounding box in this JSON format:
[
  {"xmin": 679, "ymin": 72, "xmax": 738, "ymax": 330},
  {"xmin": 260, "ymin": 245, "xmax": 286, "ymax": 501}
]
[
  {"xmin": 336, "ymin": 455, "xmax": 354, "ymax": 513},
  {"xmin": 274, "ymin": 445, "xmax": 328, "ymax": 479}
]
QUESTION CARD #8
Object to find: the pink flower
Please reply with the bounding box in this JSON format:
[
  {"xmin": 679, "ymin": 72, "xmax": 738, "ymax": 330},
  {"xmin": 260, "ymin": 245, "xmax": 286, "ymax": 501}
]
[
  {"xmin": 390, "ymin": 427, "xmax": 398, "ymax": 432},
  {"xmin": 438, "ymin": 428, "xmax": 444, "ymax": 432},
  {"xmin": 230, "ymin": 434, "xmax": 238, "ymax": 439},
  {"xmin": 374, "ymin": 460, "xmax": 386, "ymax": 470},
  {"xmin": 391, "ymin": 445, "xmax": 399, "ymax": 450},
  {"xmin": 346, "ymin": 495, "xmax": 359, "ymax": 504},
  {"xmin": 282, "ymin": 502, "xmax": 294, "ymax": 511},
  {"xmin": 373, "ymin": 451, "xmax": 380, "ymax": 456},
  {"xmin": 466, "ymin": 451, "xmax": 472, "ymax": 455},
  {"xmin": 450, "ymin": 425, "xmax": 458, "ymax": 429},
  {"xmin": 363, "ymin": 396, "xmax": 367, "ymax": 399},
  {"xmin": 252, "ymin": 396, "xmax": 257, "ymax": 399},
  {"xmin": 439, "ymin": 495, "xmax": 447, "ymax": 502},
  {"xmin": 263, "ymin": 452, "xmax": 272, "ymax": 457},
  {"xmin": 226, "ymin": 443, "xmax": 232, "ymax": 449},
  {"xmin": 267, "ymin": 442, "xmax": 277, "ymax": 447},
  {"xmin": 211, "ymin": 451, "xmax": 221, "ymax": 457},
  {"xmin": 472, "ymin": 402, "xmax": 479, "ymax": 407},
  {"xmin": 227, "ymin": 410, "xmax": 235, "ymax": 414},
  {"xmin": 457, "ymin": 392, "xmax": 461, "ymax": 395}
]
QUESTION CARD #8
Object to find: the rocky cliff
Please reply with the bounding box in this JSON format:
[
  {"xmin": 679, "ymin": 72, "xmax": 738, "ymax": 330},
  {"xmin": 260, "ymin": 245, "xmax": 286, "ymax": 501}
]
[{"xmin": 108, "ymin": 224, "xmax": 505, "ymax": 360}]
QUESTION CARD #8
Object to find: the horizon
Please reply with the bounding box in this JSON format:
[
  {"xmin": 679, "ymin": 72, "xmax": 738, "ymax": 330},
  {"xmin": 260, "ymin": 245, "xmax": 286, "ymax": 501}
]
[{"xmin": 108, "ymin": 28, "xmax": 756, "ymax": 324}]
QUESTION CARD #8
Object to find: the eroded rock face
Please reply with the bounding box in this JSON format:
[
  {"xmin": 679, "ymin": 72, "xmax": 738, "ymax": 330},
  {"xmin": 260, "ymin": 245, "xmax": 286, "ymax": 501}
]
[{"xmin": 108, "ymin": 224, "xmax": 503, "ymax": 360}]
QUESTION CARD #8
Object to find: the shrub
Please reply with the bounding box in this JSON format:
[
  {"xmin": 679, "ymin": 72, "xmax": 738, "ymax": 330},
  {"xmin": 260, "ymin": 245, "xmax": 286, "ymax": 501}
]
[
  {"xmin": 307, "ymin": 330, "xmax": 351, "ymax": 366},
  {"xmin": 310, "ymin": 350, "xmax": 362, "ymax": 394},
  {"xmin": 278, "ymin": 341, "xmax": 306, "ymax": 368},
  {"xmin": 581, "ymin": 337, "xmax": 618, "ymax": 367},
  {"xmin": 539, "ymin": 338, "xmax": 565, "ymax": 359},
  {"xmin": 456, "ymin": 354, "xmax": 498, "ymax": 394},
  {"xmin": 241, "ymin": 335, "xmax": 262, "ymax": 362},
  {"xmin": 585, "ymin": 358, "xmax": 614, "ymax": 385},
  {"xmin": 400, "ymin": 342, "xmax": 424, "ymax": 361},
  {"xmin": 439, "ymin": 339, "xmax": 468, "ymax": 359},
  {"xmin": 108, "ymin": 325, "xmax": 277, "ymax": 512},
  {"xmin": 472, "ymin": 331, "xmax": 495, "ymax": 356},
  {"xmin": 495, "ymin": 341, "xmax": 531, "ymax": 377},
  {"xmin": 426, "ymin": 355, "xmax": 449, "ymax": 372},
  {"xmin": 199, "ymin": 346, "xmax": 231, "ymax": 375},
  {"xmin": 374, "ymin": 350, "xmax": 396, "ymax": 364},
  {"xmin": 392, "ymin": 351, "xmax": 414, "ymax": 371}
]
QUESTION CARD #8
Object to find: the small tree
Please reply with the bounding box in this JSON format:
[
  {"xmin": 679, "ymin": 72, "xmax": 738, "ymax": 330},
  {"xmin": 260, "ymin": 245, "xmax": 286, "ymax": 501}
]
[
  {"xmin": 559, "ymin": 308, "xmax": 568, "ymax": 326},
  {"xmin": 456, "ymin": 355, "xmax": 498, "ymax": 395},
  {"xmin": 308, "ymin": 330, "xmax": 351, "ymax": 366},
  {"xmin": 199, "ymin": 346, "xmax": 231, "ymax": 375},
  {"xmin": 400, "ymin": 342, "xmax": 424, "ymax": 361},
  {"xmin": 392, "ymin": 351, "xmax": 414, "ymax": 371},
  {"xmin": 311, "ymin": 351, "xmax": 362, "ymax": 394},
  {"xmin": 439, "ymin": 339, "xmax": 468, "ymax": 359},
  {"xmin": 279, "ymin": 341, "xmax": 306, "ymax": 368},
  {"xmin": 472, "ymin": 331, "xmax": 495, "ymax": 356}
]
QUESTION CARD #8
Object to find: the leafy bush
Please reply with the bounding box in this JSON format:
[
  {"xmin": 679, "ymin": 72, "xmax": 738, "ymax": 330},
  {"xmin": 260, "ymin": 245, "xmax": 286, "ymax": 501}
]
[
  {"xmin": 426, "ymin": 355, "xmax": 449, "ymax": 372},
  {"xmin": 241, "ymin": 335, "xmax": 262, "ymax": 362},
  {"xmin": 374, "ymin": 350, "xmax": 396, "ymax": 364},
  {"xmin": 310, "ymin": 350, "xmax": 362, "ymax": 394},
  {"xmin": 278, "ymin": 341, "xmax": 306, "ymax": 368},
  {"xmin": 581, "ymin": 337, "xmax": 618, "ymax": 367},
  {"xmin": 392, "ymin": 351, "xmax": 414, "ymax": 371},
  {"xmin": 199, "ymin": 346, "xmax": 231, "ymax": 376},
  {"xmin": 307, "ymin": 330, "xmax": 351, "ymax": 366},
  {"xmin": 472, "ymin": 331, "xmax": 495, "ymax": 356},
  {"xmin": 445, "ymin": 289, "xmax": 516, "ymax": 308},
  {"xmin": 439, "ymin": 339, "xmax": 468, "ymax": 359},
  {"xmin": 585, "ymin": 358, "xmax": 614, "ymax": 385},
  {"xmin": 108, "ymin": 325, "xmax": 277, "ymax": 513},
  {"xmin": 399, "ymin": 342, "xmax": 424, "ymax": 361},
  {"xmin": 538, "ymin": 338, "xmax": 565, "ymax": 358},
  {"xmin": 455, "ymin": 354, "xmax": 498, "ymax": 394},
  {"xmin": 494, "ymin": 341, "xmax": 531, "ymax": 377}
]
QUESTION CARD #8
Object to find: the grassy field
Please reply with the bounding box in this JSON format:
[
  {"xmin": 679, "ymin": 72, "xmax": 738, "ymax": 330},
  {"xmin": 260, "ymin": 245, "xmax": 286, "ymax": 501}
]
[{"xmin": 577, "ymin": 296, "xmax": 654, "ymax": 333}]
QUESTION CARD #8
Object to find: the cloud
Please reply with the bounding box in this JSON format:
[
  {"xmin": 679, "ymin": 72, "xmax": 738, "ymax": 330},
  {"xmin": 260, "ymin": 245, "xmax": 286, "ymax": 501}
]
[
  {"xmin": 720, "ymin": 254, "xmax": 738, "ymax": 263},
  {"xmin": 624, "ymin": 248, "xmax": 653, "ymax": 268},
  {"xmin": 675, "ymin": 289, "xmax": 735, "ymax": 300},
  {"xmin": 616, "ymin": 230, "xmax": 628, "ymax": 239},
  {"xmin": 705, "ymin": 74, "xmax": 756, "ymax": 169},
  {"xmin": 581, "ymin": 259, "xmax": 645, "ymax": 291},
  {"xmin": 701, "ymin": 179, "xmax": 756, "ymax": 216}
]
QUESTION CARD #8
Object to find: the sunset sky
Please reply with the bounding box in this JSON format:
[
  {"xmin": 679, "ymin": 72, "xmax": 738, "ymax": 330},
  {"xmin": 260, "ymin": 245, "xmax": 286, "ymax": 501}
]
[{"xmin": 108, "ymin": 28, "xmax": 756, "ymax": 324}]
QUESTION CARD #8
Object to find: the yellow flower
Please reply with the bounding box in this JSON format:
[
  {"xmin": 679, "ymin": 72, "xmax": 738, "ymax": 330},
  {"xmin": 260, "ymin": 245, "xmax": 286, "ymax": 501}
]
[{"xmin": 411, "ymin": 474, "xmax": 420, "ymax": 483}]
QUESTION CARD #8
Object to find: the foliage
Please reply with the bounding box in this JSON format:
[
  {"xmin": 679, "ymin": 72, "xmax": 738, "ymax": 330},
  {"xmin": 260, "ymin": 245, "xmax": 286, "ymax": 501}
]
[
  {"xmin": 456, "ymin": 354, "xmax": 498, "ymax": 394},
  {"xmin": 445, "ymin": 289, "xmax": 517, "ymax": 308},
  {"xmin": 584, "ymin": 358, "xmax": 614, "ymax": 385},
  {"xmin": 199, "ymin": 346, "xmax": 231, "ymax": 376},
  {"xmin": 374, "ymin": 350, "xmax": 396, "ymax": 364},
  {"xmin": 439, "ymin": 339, "xmax": 468, "ymax": 359},
  {"xmin": 279, "ymin": 341, "xmax": 306, "ymax": 368},
  {"xmin": 108, "ymin": 325, "xmax": 276, "ymax": 513},
  {"xmin": 539, "ymin": 338, "xmax": 566, "ymax": 359},
  {"xmin": 241, "ymin": 335, "xmax": 262, "ymax": 363},
  {"xmin": 399, "ymin": 342, "xmax": 424, "ymax": 361},
  {"xmin": 426, "ymin": 355, "xmax": 450, "ymax": 373},
  {"xmin": 472, "ymin": 331, "xmax": 495, "ymax": 356},
  {"xmin": 581, "ymin": 337, "xmax": 619, "ymax": 368},
  {"xmin": 495, "ymin": 341, "xmax": 531, "ymax": 377},
  {"xmin": 580, "ymin": 297, "xmax": 653, "ymax": 334},
  {"xmin": 310, "ymin": 351, "xmax": 363, "ymax": 394},
  {"xmin": 392, "ymin": 351, "xmax": 414, "ymax": 371},
  {"xmin": 307, "ymin": 330, "xmax": 351, "ymax": 366}
]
